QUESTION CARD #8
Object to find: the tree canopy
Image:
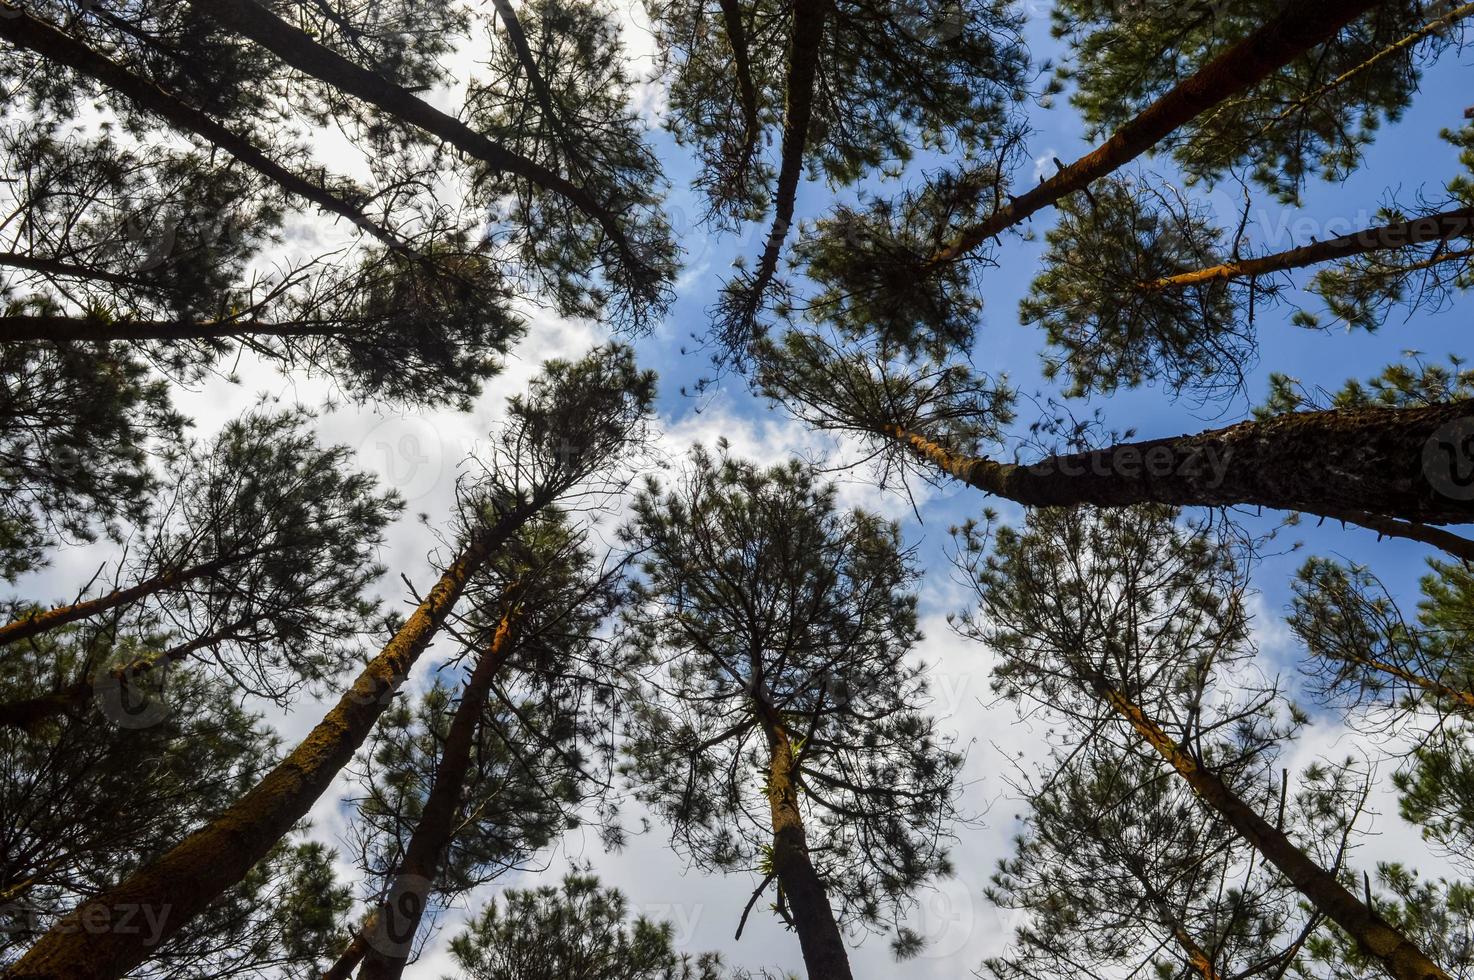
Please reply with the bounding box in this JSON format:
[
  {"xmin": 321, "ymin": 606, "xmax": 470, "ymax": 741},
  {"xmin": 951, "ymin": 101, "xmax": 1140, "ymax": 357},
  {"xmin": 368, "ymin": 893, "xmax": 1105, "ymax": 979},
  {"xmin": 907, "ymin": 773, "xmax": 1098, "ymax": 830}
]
[{"xmin": 2, "ymin": 0, "xmax": 1474, "ymax": 978}]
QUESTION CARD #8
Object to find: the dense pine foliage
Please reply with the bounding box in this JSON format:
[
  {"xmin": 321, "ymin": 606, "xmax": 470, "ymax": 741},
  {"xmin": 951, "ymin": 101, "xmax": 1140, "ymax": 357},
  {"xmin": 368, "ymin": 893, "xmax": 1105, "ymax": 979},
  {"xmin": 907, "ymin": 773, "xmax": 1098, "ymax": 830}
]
[{"xmin": 1, "ymin": 1, "xmax": 1473, "ymax": 979}]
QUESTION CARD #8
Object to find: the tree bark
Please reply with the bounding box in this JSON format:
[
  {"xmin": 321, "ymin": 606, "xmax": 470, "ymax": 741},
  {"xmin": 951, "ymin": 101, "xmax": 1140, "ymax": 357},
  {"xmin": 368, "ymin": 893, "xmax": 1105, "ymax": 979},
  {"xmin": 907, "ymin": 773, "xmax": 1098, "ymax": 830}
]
[
  {"xmin": 1094, "ymin": 679, "xmax": 1451, "ymax": 980},
  {"xmin": 487, "ymin": 0, "xmax": 584, "ymax": 175},
  {"xmin": 355, "ymin": 605, "xmax": 519, "ymax": 980},
  {"xmin": 883, "ymin": 399, "xmax": 1474, "ymax": 526},
  {"xmin": 0, "ymin": 314, "xmax": 351, "ymax": 344},
  {"xmin": 188, "ymin": 0, "xmax": 650, "ymax": 280},
  {"xmin": 5, "ymin": 501, "xmax": 540, "ymax": 980},
  {"xmin": 727, "ymin": 0, "xmax": 831, "ymax": 347},
  {"xmin": 1321, "ymin": 509, "xmax": 1474, "ymax": 564},
  {"xmin": 754, "ymin": 0, "xmax": 828, "ymax": 278},
  {"xmin": 0, "ymin": 554, "xmax": 238, "ymax": 648},
  {"xmin": 1120, "ymin": 861, "xmax": 1221, "ymax": 980},
  {"xmin": 0, "ymin": 252, "xmax": 160, "ymax": 291},
  {"xmin": 1141, "ymin": 206, "xmax": 1474, "ymax": 291},
  {"xmin": 716, "ymin": 0, "xmax": 762, "ymax": 183},
  {"xmin": 764, "ymin": 721, "xmax": 853, "ymax": 980},
  {"xmin": 1328, "ymin": 651, "xmax": 1474, "ymax": 714},
  {"xmin": 0, "ymin": 5, "xmax": 414, "ymax": 256},
  {"xmin": 929, "ymin": 0, "xmax": 1382, "ymax": 265},
  {"xmin": 1252, "ymin": 1, "xmax": 1474, "ymax": 145},
  {"xmin": 319, "ymin": 923, "xmax": 370, "ymax": 980},
  {"xmin": 0, "ymin": 617, "xmax": 255, "ymax": 732}
]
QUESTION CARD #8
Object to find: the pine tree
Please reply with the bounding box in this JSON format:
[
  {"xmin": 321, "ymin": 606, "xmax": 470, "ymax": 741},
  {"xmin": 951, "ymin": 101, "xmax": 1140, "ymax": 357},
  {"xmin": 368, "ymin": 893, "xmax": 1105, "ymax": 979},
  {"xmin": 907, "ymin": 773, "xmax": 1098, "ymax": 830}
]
[
  {"xmin": 3, "ymin": 0, "xmax": 1474, "ymax": 977},
  {"xmin": 1050, "ymin": 0, "xmax": 1467, "ymax": 202},
  {"xmin": 0, "ymin": 46, "xmax": 524, "ymax": 409},
  {"xmin": 1293, "ymin": 866, "xmax": 1474, "ymax": 979},
  {"xmin": 444, "ymin": 869, "xmax": 731, "ymax": 980},
  {"xmin": 0, "ymin": 406, "xmax": 400, "ymax": 730},
  {"xmin": 1017, "ymin": 124, "xmax": 1474, "ymax": 397},
  {"xmin": 5, "ymin": 345, "xmax": 655, "ymax": 980},
  {"xmin": 0, "ymin": 0, "xmax": 677, "ymax": 540},
  {"xmin": 620, "ymin": 444, "xmax": 962, "ymax": 979},
  {"xmin": 1290, "ymin": 554, "xmax": 1474, "ymax": 873},
  {"xmin": 340, "ymin": 510, "xmax": 629, "ymax": 980},
  {"xmin": 957, "ymin": 504, "xmax": 1453, "ymax": 980},
  {"xmin": 758, "ymin": 330, "xmax": 1474, "ymax": 537},
  {"xmin": 644, "ymin": 0, "xmax": 1029, "ymax": 362},
  {"xmin": 0, "ymin": 337, "xmax": 183, "ymax": 583},
  {"xmin": 0, "ymin": 626, "xmax": 353, "ymax": 978},
  {"xmin": 784, "ymin": 0, "xmax": 1390, "ymax": 358},
  {"xmin": 986, "ymin": 741, "xmax": 1379, "ymax": 979}
]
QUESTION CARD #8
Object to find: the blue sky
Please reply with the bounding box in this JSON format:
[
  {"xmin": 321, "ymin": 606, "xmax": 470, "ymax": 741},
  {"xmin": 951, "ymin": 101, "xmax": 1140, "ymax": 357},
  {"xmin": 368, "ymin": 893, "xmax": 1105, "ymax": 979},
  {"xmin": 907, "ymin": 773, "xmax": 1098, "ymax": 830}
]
[
  {"xmin": 595, "ymin": 22, "xmax": 1474, "ymax": 974},
  {"xmin": 7, "ymin": 4, "xmax": 1474, "ymax": 977}
]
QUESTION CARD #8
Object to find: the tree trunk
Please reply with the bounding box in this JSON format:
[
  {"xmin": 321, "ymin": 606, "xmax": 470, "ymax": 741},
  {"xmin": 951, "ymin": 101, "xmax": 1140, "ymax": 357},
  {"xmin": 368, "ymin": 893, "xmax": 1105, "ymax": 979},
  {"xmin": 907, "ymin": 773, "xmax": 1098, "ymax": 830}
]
[
  {"xmin": 1331, "ymin": 652, "xmax": 1474, "ymax": 714},
  {"xmin": 0, "ymin": 618, "xmax": 254, "ymax": 732},
  {"xmin": 930, "ymin": 0, "xmax": 1381, "ymax": 265},
  {"xmin": 188, "ymin": 0, "xmax": 646, "ymax": 277},
  {"xmin": 1320, "ymin": 509, "xmax": 1474, "ymax": 564},
  {"xmin": 0, "ymin": 5, "xmax": 413, "ymax": 256},
  {"xmin": 0, "ymin": 314, "xmax": 345, "ymax": 345},
  {"xmin": 716, "ymin": 0, "xmax": 761, "ymax": 180},
  {"xmin": 355, "ymin": 606, "xmax": 519, "ymax": 980},
  {"xmin": 1094, "ymin": 680, "xmax": 1451, "ymax": 980},
  {"xmin": 1255, "ymin": 1, "xmax": 1474, "ymax": 146},
  {"xmin": 319, "ymin": 918, "xmax": 372, "ymax": 980},
  {"xmin": 723, "ymin": 0, "xmax": 831, "ymax": 355},
  {"xmin": 0, "ymin": 252, "xmax": 159, "ymax": 291},
  {"xmin": 750, "ymin": 0, "xmax": 830, "ymax": 296},
  {"xmin": 5, "ymin": 501, "xmax": 540, "ymax": 980},
  {"xmin": 884, "ymin": 399, "xmax": 1474, "ymax": 526},
  {"xmin": 1142, "ymin": 206, "xmax": 1474, "ymax": 291},
  {"xmin": 0, "ymin": 553, "xmax": 237, "ymax": 648},
  {"xmin": 1120, "ymin": 861, "xmax": 1221, "ymax": 980},
  {"xmin": 487, "ymin": 0, "xmax": 585, "ymax": 175},
  {"xmin": 765, "ymin": 722, "xmax": 853, "ymax": 980}
]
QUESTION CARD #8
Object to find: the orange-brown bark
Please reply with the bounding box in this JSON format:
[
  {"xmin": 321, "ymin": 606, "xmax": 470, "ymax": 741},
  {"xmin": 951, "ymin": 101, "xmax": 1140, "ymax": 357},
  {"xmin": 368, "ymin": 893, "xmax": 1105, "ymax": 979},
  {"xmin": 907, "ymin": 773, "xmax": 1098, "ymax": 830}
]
[
  {"xmin": 355, "ymin": 607, "xmax": 519, "ymax": 980},
  {"xmin": 764, "ymin": 721, "xmax": 854, "ymax": 980},
  {"xmin": 928, "ymin": 0, "xmax": 1381, "ymax": 266},
  {"xmin": 1141, "ymin": 207, "xmax": 1474, "ymax": 291},
  {"xmin": 0, "ymin": 555, "xmax": 237, "ymax": 648},
  {"xmin": 1095, "ymin": 681, "xmax": 1450, "ymax": 980},
  {"xmin": 7, "ymin": 502, "xmax": 539, "ymax": 980}
]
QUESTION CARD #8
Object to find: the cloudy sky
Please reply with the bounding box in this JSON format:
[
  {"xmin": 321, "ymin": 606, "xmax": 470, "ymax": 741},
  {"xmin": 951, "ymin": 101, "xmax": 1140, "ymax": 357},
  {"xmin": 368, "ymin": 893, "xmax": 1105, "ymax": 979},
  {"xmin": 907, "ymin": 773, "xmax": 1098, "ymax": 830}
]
[{"xmin": 9, "ymin": 3, "xmax": 1474, "ymax": 977}]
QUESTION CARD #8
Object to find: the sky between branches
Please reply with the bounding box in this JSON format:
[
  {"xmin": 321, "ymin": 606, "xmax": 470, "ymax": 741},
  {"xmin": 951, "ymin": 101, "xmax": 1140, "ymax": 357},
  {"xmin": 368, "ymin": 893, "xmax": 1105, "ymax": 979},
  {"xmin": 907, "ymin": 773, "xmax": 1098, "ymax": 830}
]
[{"xmin": 6, "ymin": 2, "xmax": 1473, "ymax": 976}]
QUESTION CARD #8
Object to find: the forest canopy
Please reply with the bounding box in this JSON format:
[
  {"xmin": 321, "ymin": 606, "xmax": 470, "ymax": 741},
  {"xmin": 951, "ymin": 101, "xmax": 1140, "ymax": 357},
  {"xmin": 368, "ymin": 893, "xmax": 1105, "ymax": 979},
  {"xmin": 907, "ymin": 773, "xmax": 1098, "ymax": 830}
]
[{"xmin": 1, "ymin": 1, "xmax": 1473, "ymax": 979}]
